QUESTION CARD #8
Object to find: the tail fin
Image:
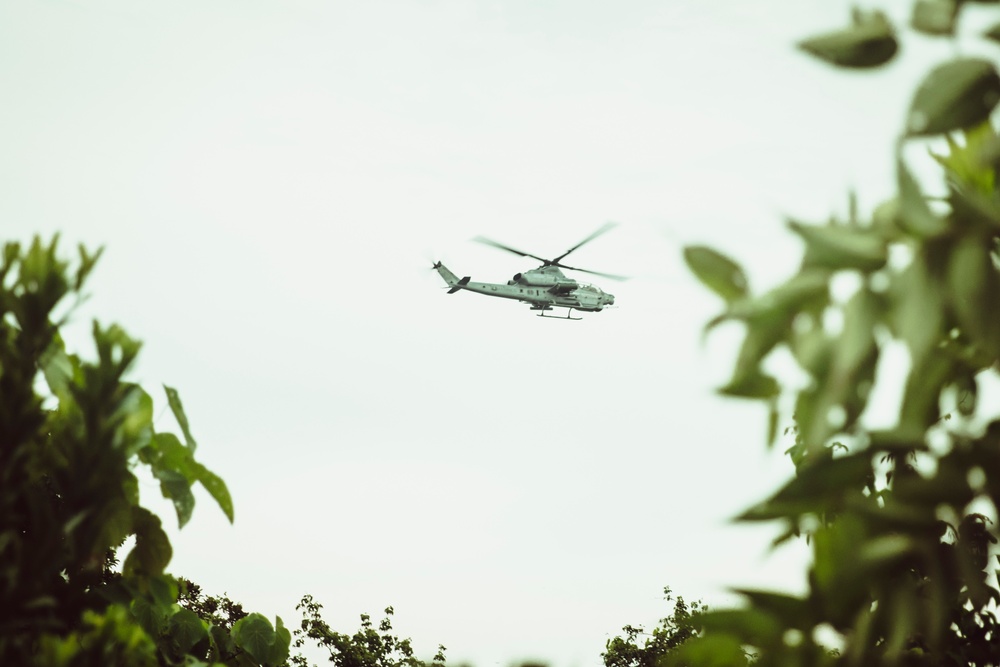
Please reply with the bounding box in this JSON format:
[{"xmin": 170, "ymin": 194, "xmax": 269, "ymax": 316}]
[
  {"xmin": 433, "ymin": 262, "xmax": 470, "ymax": 293},
  {"xmin": 447, "ymin": 276, "xmax": 471, "ymax": 294}
]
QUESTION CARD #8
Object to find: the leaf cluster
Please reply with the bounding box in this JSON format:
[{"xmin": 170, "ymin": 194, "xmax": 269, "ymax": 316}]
[
  {"xmin": 678, "ymin": 4, "xmax": 1000, "ymax": 666},
  {"xmin": 602, "ymin": 587, "xmax": 711, "ymax": 667},
  {"xmin": 290, "ymin": 595, "xmax": 446, "ymax": 667},
  {"xmin": 0, "ymin": 236, "xmax": 289, "ymax": 666}
]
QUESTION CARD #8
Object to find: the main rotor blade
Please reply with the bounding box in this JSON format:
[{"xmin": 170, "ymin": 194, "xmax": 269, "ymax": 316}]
[
  {"xmin": 552, "ymin": 222, "xmax": 618, "ymax": 264},
  {"xmin": 473, "ymin": 236, "xmax": 548, "ymax": 263},
  {"xmin": 554, "ymin": 262, "xmax": 629, "ymax": 281}
]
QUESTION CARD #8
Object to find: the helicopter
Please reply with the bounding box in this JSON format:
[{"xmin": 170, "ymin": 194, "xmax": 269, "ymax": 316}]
[{"xmin": 433, "ymin": 222, "xmax": 625, "ymax": 319}]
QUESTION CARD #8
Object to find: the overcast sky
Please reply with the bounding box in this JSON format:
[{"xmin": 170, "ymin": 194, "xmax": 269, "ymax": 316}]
[{"xmin": 4, "ymin": 1, "xmax": 997, "ymax": 665}]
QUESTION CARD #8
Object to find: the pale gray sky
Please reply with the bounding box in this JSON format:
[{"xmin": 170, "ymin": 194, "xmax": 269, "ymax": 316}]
[{"xmin": 3, "ymin": 1, "xmax": 995, "ymax": 665}]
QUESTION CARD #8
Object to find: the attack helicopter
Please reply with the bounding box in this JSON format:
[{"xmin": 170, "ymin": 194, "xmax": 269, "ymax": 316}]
[{"xmin": 433, "ymin": 223, "xmax": 625, "ymax": 319}]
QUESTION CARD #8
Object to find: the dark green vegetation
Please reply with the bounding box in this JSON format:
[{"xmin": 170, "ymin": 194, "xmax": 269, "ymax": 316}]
[
  {"xmin": 675, "ymin": 2, "xmax": 1000, "ymax": 665},
  {"xmin": 0, "ymin": 237, "xmax": 443, "ymax": 666},
  {"xmin": 602, "ymin": 588, "xmax": 706, "ymax": 667}
]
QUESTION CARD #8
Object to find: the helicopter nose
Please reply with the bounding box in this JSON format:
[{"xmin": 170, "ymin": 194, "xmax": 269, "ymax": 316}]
[{"xmin": 606, "ymin": 294, "xmax": 615, "ymax": 305}]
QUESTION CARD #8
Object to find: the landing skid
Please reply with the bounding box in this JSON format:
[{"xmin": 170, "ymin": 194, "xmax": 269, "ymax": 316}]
[{"xmin": 537, "ymin": 308, "xmax": 581, "ymax": 320}]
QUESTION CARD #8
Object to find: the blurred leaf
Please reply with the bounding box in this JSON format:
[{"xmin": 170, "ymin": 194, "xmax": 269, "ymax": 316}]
[
  {"xmin": 953, "ymin": 372, "xmax": 978, "ymax": 417},
  {"xmin": 906, "ymin": 58, "xmax": 1000, "ymax": 136},
  {"xmin": 73, "ymin": 244, "xmax": 104, "ymax": 291},
  {"xmin": 739, "ymin": 453, "xmax": 872, "ymax": 521},
  {"xmin": 948, "ymin": 235, "xmax": 1000, "ymax": 359},
  {"xmin": 196, "ymin": 465, "xmax": 235, "ymax": 524},
  {"xmin": 798, "ymin": 12, "xmax": 897, "ymax": 68},
  {"xmin": 731, "ymin": 590, "xmax": 809, "ymax": 627},
  {"xmin": 664, "ymin": 633, "xmax": 748, "ymax": 667},
  {"xmin": 986, "ymin": 22, "xmax": 1000, "ymax": 43},
  {"xmin": 867, "ymin": 428, "xmax": 929, "ymax": 452},
  {"xmin": 270, "ymin": 616, "xmax": 291, "ymax": 665},
  {"xmin": 899, "ymin": 352, "xmax": 953, "ymax": 432},
  {"xmin": 789, "ymin": 221, "xmax": 887, "ymax": 272},
  {"xmin": 894, "ymin": 454, "xmax": 974, "ymax": 506},
  {"xmin": 720, "ymin": 320, "xmax": 786, "ymax": 399},
  {"xmin": 766, "ymin": 400, "xmax": 779, "ymax": 448},
  {"xmin": 890, "ymin": 248, "xmax": 945, "ymax": 369},
  {"xmin": 131, "ymin": 597, "xmax": 169, "ymax": 637},
  {"xmin": 858, "ymin": 534, "xmax": 915, "ymax": 567},
  {"xmin": 790, "ymin": 325, "xmax": 834, "ymax": 380},
  {"xmin": 897, "ymin": 156, "xmax": 949, "ymax": 237},
  {"xmin": 726, "ymin": 270, "xmax": 829, "ymax": 323},
  {"xmin": 154, "ymin": 468, "xmax": 195, "ymax": 529},
  {"xmin": 164, "ymin": 385, "xmax": 197, "ymax": 452},
  {"xmin": 830, "ymin": 289, "xmax": 879, "ymax": 392},
  {"xmin": 167, "ymin": 608, "xmax": 209, "ymax": 655},
  {"xmin": 683, "ymin": 246, "xmax": 749, "ymax": 304},
  {"xmin": 931, "ymin": 122, "xmax": 997, "ymax": 195},
  {"xmin": 697, "ymin": 609, "xmax": 783, "ymax": 645},
  {"xmin": 123, "ymin": 508, "xmax": 172, "ymax": 576},
  {"xmin": 120, "ymin": 384, "xmax": 154, "ymax": 456},
  {"xmin": 39, "ymin": 336, "xmax": 76, "ymax": 399},
  {"xmin": 718, "ymin": 371, "xmax": 780, "ymax": 399},
  {"xmin": 911, "ymin": 0, "xmax": 959, "ymax": 35}
]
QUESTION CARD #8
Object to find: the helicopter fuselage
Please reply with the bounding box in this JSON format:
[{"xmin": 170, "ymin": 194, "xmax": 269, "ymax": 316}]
[
  {"xmin": 432, "ymin": 223, "xmax": 622, "ymax": 318},
  {"xmin": 434, "ymin": 263, "xmax": 614, "ymax": 314}
]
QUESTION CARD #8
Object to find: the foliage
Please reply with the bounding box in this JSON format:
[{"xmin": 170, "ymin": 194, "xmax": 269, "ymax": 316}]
[
  {"xmin": 290, "ymin": 596, "xmax": 445, "ymax": 667},
  {"xmin": 177, "ymin": 578, "xmax": 250, "ymax": 634},
  {"xmin": 0, "ymin": 235, "xmax": 289, "ymax": 665},
  {"xmin": 290, "ymin": 595, "xmax": 446, "ymax": 667},
  {"xmin": 602, "ymin": 587, "xmax": 716, "ymax": 667},
  {"xmin": 678, "ymin": 4, "xmax": 1000, "ymax": 666}
]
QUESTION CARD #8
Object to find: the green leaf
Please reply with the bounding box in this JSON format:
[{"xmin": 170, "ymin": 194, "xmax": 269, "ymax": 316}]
[
  {"xmin": 789, "ymin": 221, "xmax": 887, "ymax": 272},
  {"xmin": 269, "ymin": 616, "xmax": 291, "ymax": 665},
  {"xmin": 154, "ymin": 468, "xmax": 195, "ymax": 529},
  {"xmin": 123, "ymin": 508, "xmax": 173, "ymax": 576},
  {"xmin": 153, "ymin": 432, "xmax": 197, "ymax": 479},
  {"xmin": 790, "ymin": 325, "xmax": 834, "ymax": 381},
  {"xmin": 766, "ymin": 400, "xmax": 779, "ymax": 448},
  {"xmin": 897, "ymin": 156, "xmax": 949, "ymax": 237},
  {"xmin": 130, "ymin": 596, "xmax": 169, "ymax": 636},
  {"xmin": 697, "ymin": 609, "xmax": 783, "ymax": 645},
  {"xmin": 953, "ymin": 372, "xmax": 978, "ymax": 417},
  {"xmin": 40, "ymin": 336, "xmax": 76, "ymax": 399},
  {"xmin": 890, "ymin": 248, "xmax": 945, "ymax": 369},
  {"xmin": 731, "ymin": 590, "xmax": 810, "ymax": 627},
  {"xmin": 718, "ymin": 371, "xmax": 780, "ymax": 400},
  {"xmin": 858, "ymin": 534, "xmax": 915, "ymax": 568},
  {"xmin": 120, "ymin": 384, "xmax": 154, "ymax": 455},
  {"xmin": 153, "ymin": 432, "xmax": 234, "ymax": 523},
  {"xmin": 899, "ymin": 352, "xmax": 953, "ymax": 432},
  {"xmin": 683, "ymin": 246, "xmax": 749, "ymax": 304},
  {"xmin": 726, "ymin": 270, "xmax": 829, "ymax": 323},
  {"xmin": 948, "ymin": 235, "xmax": 1000, "ymax": 360},
  {"xmin": 739, "ymin": 453, "xmax": 872, "ymax": 521},
  {"xmin": 664, "ymin": 633, "xmax": 748, "ymax": 667},
  {"xmin": 911, "ymin": 0, "xmax": 958, "ymax": 35},
  {"xmin": 167, "ymin": 607, "xmax": 209, "ymax": 654},
  {"xmin": 232, "ymin": 613, "xmax": 276, "ymax": 665},
  {"xmin": 831, "ymin": 289, "xmax": 879, "ymax": 389},
  {"xmin": 74, "ymin": 243, "xmax": 104, "ymax": 291},
  {"xmin": 797, "ymin": 12, "xmax": 897, "ymax": 69},
  {"xmin": 720, "ymin": 319, "xmax": 786, "ymax": 400},
  {"xmin": 906, "ymin": 58, "xmax": 1000, "ymax": 137},
  {"xmin": 985, "ymin": 22, "xmax": 1000, "ymax": 43},
  {"xmin": 867, "ymin": 428, "xmax": 929, "ymax": 453},
  {"xmin": 196, "ymin": 464, "xmax": 235, "ymax": 524},
  {"xmin": 164, "ymin": 384, "xmax": 197, "ymax": 451}
]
